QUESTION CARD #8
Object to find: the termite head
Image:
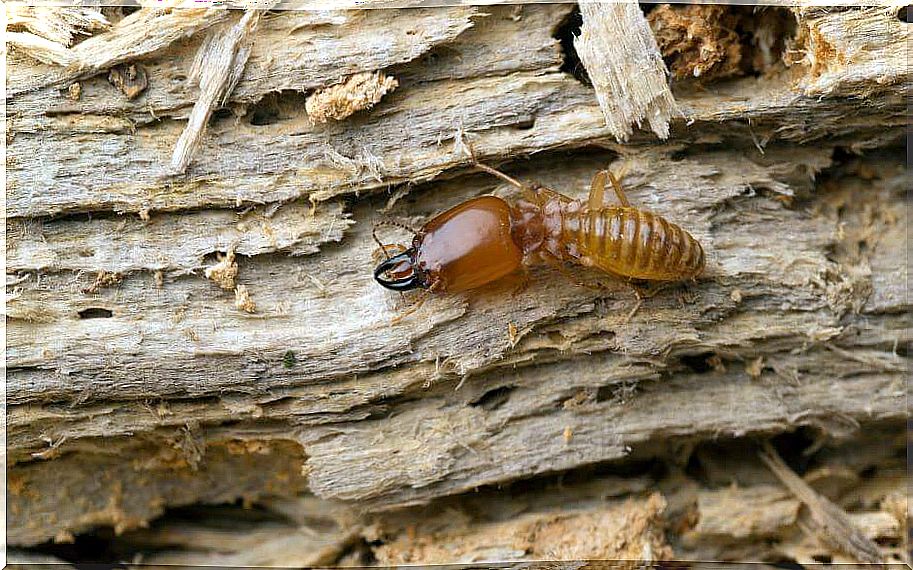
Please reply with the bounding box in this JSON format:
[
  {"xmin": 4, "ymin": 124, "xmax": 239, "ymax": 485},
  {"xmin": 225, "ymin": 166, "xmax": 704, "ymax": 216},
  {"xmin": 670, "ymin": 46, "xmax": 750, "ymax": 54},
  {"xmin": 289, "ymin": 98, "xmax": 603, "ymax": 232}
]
[{"xmin": 374, "ymin": 248, "xmax": 428, "ymax": 291}]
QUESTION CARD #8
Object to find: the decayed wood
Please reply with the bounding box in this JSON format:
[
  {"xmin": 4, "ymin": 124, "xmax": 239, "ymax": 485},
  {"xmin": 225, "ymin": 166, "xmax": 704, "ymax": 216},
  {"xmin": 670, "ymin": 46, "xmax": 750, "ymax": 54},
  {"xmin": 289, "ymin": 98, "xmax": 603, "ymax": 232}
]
[
  {"xmin": 170, "ymin": 8, "xmax": 269, "ymax": 173},
  {"xmin": 7, "ymin": 6, "xmax": 109, "ymax": 47},
  {"xmin": 5, "ymin": 3, "xmax": 910, "ymax": 558},
  {"xmin": 8, "ymin": 7, "xmax": 479, "ymax": 130},
  {"xmin": 575, "ymin": 1, "xmax": 678, "ymax": 141},
  {"xmin": 760, "ymin": 443, "xmax": 883, "ymax": 563},
  {"xmin": 8, "ymin": 7, "xmax": 230, "ymax": 97},
  {"xmin": 6, "ymin": 6, "xmax": 907, "ymax": 218},
  {"xmin": 37, "ymin": 425, "xmax": 902, "ymax": 566},
  {"xmin": 7, "ymin": 148, "xmax": 909, "ymax": 546},
  {"xmin": 6, "ymin": 200, "xmax": 350, "ymax": 274}
]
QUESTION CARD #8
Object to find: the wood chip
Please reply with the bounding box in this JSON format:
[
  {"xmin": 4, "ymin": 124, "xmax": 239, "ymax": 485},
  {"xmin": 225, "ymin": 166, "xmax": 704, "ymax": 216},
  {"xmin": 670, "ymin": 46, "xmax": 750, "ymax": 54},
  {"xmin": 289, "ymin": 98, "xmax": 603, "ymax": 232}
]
[
  {"xmin": 107, "ymin": 63, "xmax": 148, "ymax": 100},
  {"xmin": 575, "ymin": 1, "xmax": 678, "ymax": 141},
  {"xmin": 171, "ymin": 8, "xmax": 269, "ymax": 173},
  {"xmin": 759, "ymin": 442, "xmax": 884, "ymax": 564}
]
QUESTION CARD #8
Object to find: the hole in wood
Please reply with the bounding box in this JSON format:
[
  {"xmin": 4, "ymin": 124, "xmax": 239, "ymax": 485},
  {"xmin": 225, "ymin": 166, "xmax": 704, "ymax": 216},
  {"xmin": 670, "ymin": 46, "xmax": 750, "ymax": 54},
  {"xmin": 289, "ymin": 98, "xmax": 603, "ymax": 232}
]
[
  {"xmin": 769, "ymin": 427, "xmax": 818, "ymax": 475},
  {"xmin": 78, "ymin": 307, "xmax": 113, "ymax": 319},
  {"xmin": 595, "ymin": 381, "xmax": 638, "ymax": 405},
  {"xmin": 249, "ymin": 106, "xmax": 280, "ymax": 126},
  {"xmin": 470, "ymin": 385, "xmax": 515, "ymax": 411},
  {"xmin": 210, "ymin": 108, "xmax": 234, "ymax": 124},
  {"xmin": 764, "ymin": 557, "xmax": 806, "ymax": 570},
  {"xmin": 554, "ymin": 6, "xmax": 591, "ymax": 86},
  {"xmin": 247, "ymin": 93, "xmax": 284, "ymax": 126},
  {"xmin": 898, "ymin": 5, "xmax": 912, "ymax": 22},
  {"xmin": 679, "ymin": 352, "xmax": 714, "ymax": 373},
  {"xmin": 515, "ymin": 118, "xmax": 536, "ymax": 131},
  {"xmin": 810, "ymin": 554, "xmax": 833, "ymax": 564},
  {"xmin": 647, "ymin": 5, "xmax": 797, "ymax": 83}
]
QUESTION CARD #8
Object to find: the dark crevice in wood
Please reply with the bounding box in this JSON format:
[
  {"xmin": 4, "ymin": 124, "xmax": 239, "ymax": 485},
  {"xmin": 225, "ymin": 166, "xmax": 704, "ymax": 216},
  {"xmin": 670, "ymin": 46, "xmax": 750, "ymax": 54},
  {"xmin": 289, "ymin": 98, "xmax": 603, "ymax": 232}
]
[
  {"xmin": 77, "ymin": 308, "xmax": 113, "ymax": 319},
  {"xmin": 469, "ymin": 385, "xmax": 515, "ymax": 411},
  {"xmin": 679, "ymin": 352, "xmax": 714, "ymax": 374},
  {"xmin": 554, "ymin": 6, "xmax": 591, "ymax": 86}
]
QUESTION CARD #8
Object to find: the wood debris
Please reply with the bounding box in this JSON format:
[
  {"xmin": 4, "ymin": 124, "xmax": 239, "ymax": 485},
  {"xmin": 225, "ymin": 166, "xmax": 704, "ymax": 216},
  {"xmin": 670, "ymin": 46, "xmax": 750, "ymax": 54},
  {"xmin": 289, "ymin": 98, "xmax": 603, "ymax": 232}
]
[
  {"xmin": 171, "ymin": 9, "xmax": 268, "ymax": 173},
  {"xmin": 6, "ymin": 6, "xmax": 109, "ymax": 46},
  {"xmin": 648, "ymin": 5, "xmax": 743, "ymax": 81},
  {"xmin": 373, "ymin": 493, "xmax": 672, "ymax": 566},
  {"xmin": 234, "ymin": 285, "xmax": 256, "ymax": 313},
  {"xmin": 107, "ymin": 63, "xmax": 148, "ymax": 100},
  {"xmin": 305, "ymin": 71, "xmax": 399, "ymax": 123},
  {"xmin": 759, "ymin": 443, "xmax": 884, "ymax": 564},
  {"xmin": 7, "ymin": 31, "xmax": 77, "ymax": 66},
  {"xmin": 67, "ymin": 82, "xmax": 82, "ymax": 100},
  {"xmin": 204, "ymin": 250, "xmax": 239, "ymax": 290},
  {"xmin": 575, "ymin": 1, "xmax": 678, "ymax": 141},
  {"xmin": 82, "ymin": 271, "xmax": 124, "ymax": 294},
  {"xmin": 10, "ymin": 8, "xmax": 229, "ymax": 97}
]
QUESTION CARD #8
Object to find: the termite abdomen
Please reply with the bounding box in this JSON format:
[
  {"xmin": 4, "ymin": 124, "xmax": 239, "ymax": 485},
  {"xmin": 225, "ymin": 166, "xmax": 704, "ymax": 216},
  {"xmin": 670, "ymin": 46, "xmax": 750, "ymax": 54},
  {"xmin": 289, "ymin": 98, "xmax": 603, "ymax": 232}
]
[{"xmin": 565, "ymin": 207, "xmax": 705, "ymax": 281}]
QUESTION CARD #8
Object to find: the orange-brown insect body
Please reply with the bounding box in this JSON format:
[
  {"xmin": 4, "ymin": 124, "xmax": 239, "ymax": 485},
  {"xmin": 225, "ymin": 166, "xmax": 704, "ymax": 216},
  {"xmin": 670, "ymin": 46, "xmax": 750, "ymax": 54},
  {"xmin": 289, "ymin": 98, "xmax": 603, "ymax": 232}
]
[
  {"xmin": 374, "ymin": 165, "xmax": 704, "ymax": 294},
  {"xmin": 415, "ymin": 196, "xmax": 523, "ymax": 293},
  {"xmin": 512, "ymin": 187, "xmax": 705, "ymax": 281}
]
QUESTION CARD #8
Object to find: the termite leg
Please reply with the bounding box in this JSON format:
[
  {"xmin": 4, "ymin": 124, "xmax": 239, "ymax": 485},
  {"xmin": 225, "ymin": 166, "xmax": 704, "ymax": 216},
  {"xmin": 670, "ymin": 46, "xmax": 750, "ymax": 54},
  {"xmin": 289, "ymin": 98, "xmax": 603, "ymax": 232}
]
[
  {"xmin": 606, "ymin": 171, "xmax": 631, "ymax": 208},
  {"xmin": 545, "ymin": 254, "xmax": 613, "ymax": 291},
  {"xmin": 622, "ymin": 281, "xmax": 673, "ymax": 324},
  {"xmin": 588, "ymin": 170, "xmax": 609, "ymax": 210}
]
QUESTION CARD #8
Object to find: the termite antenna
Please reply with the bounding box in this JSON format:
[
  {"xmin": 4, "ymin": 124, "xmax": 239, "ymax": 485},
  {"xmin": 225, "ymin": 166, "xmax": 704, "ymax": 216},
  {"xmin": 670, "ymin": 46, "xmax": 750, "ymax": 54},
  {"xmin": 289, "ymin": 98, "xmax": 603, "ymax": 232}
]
[
  {"xmin": 372, "ymin": 226, "xmax": 392, "ymax": 261},
  {"xmin": 372, "ymin": 219, "xmax": 416, "ymax": 264},
  {"xmin": 374, "ymin": 218, "xmax": 419, "ymax": 235},
  {"xmin": 459, "ymin": 136, "xmax": 529, "ymax": 191}
]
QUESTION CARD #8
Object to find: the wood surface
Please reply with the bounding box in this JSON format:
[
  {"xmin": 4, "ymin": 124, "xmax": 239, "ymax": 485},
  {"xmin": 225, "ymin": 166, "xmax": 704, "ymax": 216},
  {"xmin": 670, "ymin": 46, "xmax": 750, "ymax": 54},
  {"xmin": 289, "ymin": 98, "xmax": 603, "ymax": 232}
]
[{"xmin": 5, "ymin": 2, "xmax": 909, "ymax": 565}]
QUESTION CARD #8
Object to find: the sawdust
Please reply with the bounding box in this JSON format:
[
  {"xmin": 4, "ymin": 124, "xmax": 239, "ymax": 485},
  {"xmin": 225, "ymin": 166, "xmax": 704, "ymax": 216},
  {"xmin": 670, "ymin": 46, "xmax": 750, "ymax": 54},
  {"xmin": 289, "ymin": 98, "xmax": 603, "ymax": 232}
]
[
  {"xmin": 82, "ymin": 270, "xmax": 123, "ymax": 294},
  {"xmin": 204, "ymin": 250, "xmax": 238, "ymax": 290},
  {"xmin": 305, "ymin": 72, "xmax": 398, "ymax": 123},
  {"xmin": 518, "ymin": 493, "xmax": 672, "ymax": 563},
  {"xmin": 648, "ymin": 5, "xmax": 796, "ymax": 82},
  {"xmin": 67, "ymin": 82, "xmax": 81, "ymax": 100},
  {"xmin": 786, "ymin": 22, "xmax": 846, "ymax": 81},
  {"xmin": 234, "ymin": 284, "xmax": 256, "ymax": 313},
  {"xmin": 372, "ymin": 493, "xmax": 672, "ymax": 565},
  {"xmin": 745, "ymin": 356, "xmax": 764, "ymax": 379},
  {"xmin": 649, "ymin": 5, "xmax": 743, "ymax": 81}
]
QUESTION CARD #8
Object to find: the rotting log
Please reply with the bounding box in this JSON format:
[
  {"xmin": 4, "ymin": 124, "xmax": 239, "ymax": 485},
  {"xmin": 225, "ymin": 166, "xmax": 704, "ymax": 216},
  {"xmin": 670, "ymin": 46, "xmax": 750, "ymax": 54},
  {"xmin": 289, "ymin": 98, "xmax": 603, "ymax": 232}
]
[{"xmin": 5, "ymin": 3, "xmax": 910, "ymax": 565}]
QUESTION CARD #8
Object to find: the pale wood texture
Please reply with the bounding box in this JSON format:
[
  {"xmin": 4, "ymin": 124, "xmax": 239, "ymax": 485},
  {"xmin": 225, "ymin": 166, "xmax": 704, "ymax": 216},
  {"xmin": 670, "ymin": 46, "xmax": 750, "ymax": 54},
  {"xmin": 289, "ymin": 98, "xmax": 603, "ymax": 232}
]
[
  {"xmin": 576, "ymin": 1, "xmax": 678, "ymax": 140},
  {"xmin": 6, "ymin": 3, "xmax": 910, "ymax": 565}
]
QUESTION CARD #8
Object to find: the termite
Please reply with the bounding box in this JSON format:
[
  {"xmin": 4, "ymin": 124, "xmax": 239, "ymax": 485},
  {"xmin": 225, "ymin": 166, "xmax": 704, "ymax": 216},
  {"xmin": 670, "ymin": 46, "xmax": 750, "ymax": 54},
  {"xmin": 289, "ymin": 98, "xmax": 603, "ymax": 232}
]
[{"xmin": 373, "ymin": 153, "xmax": 705, "ymax": 314}]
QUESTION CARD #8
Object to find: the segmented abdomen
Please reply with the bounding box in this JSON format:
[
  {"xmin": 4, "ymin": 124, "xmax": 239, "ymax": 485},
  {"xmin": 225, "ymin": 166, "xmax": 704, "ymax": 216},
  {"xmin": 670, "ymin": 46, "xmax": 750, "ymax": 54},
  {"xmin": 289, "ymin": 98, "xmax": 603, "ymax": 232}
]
[{"xmin": 564, "ymin": 207, "xmax": 705, "ymax": 281}]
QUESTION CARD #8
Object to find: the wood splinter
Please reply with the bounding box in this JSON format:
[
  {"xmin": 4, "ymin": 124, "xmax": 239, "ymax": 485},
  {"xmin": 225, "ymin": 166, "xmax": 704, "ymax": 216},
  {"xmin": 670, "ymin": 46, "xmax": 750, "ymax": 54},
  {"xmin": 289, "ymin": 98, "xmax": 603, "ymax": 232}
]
[{"xmin": 759, "ymin": 441, "xmax": 884, "ymax": 564}]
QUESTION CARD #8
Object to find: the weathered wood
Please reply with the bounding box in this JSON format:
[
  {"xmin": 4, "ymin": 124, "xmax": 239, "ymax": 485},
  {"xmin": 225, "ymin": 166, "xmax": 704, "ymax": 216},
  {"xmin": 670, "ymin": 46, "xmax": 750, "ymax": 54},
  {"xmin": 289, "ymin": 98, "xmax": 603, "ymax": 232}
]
[
  {"xmin": 6, "ymin": 6, "xmax": 907, "ymax": 218},
  {"xmin": 8, "ymin": 7, "xmax": 230, "ymax": 96},
  {"xmin": 5, "ymin": 4, "xmax": 909, "ymax": 561},
  {"xmin": 170, "ymin": 8, "xmax": 269, "ymax": 173},
  {"xmin": 7, "ymin": 200, "xmax": 351, "ymax": 274},
  {"xmin": 68, "ymin": 425, "xmax": 904, "ymax": 566},
  {"xmin": 576, "ymin": 1, "xmax": 678, "ymax": 141},
  {"xmin": 8, "ymin": 7, "xmax": 480, "ymax": 129},
  {"xmin": 7, "ymin": 147, "xmax": 909, "ymax": 546}
]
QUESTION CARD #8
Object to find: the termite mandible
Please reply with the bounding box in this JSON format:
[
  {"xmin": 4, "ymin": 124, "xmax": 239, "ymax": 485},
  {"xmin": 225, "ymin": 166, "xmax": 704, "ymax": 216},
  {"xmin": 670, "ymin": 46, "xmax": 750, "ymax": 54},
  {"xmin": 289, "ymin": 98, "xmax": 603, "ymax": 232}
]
[{"xmin": 373, "ymin": 148, "xmax": 705, "ymax": 316}]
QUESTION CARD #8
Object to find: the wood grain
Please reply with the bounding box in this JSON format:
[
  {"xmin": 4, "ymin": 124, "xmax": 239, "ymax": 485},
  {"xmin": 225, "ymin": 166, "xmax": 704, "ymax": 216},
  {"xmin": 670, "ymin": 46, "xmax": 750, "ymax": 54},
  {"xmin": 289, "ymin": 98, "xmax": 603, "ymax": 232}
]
[{"xmin": 6, "ymin": 4, "xmax": 909, "ymax": 559}]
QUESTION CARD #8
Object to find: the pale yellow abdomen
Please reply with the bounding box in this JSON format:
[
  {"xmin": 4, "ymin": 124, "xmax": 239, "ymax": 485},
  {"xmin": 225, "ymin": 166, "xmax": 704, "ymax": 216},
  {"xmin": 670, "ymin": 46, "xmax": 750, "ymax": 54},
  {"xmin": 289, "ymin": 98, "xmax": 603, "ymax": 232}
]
[{"xmin": 563, "ymin": 207, "xmax": 705, "ymax": 281}]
